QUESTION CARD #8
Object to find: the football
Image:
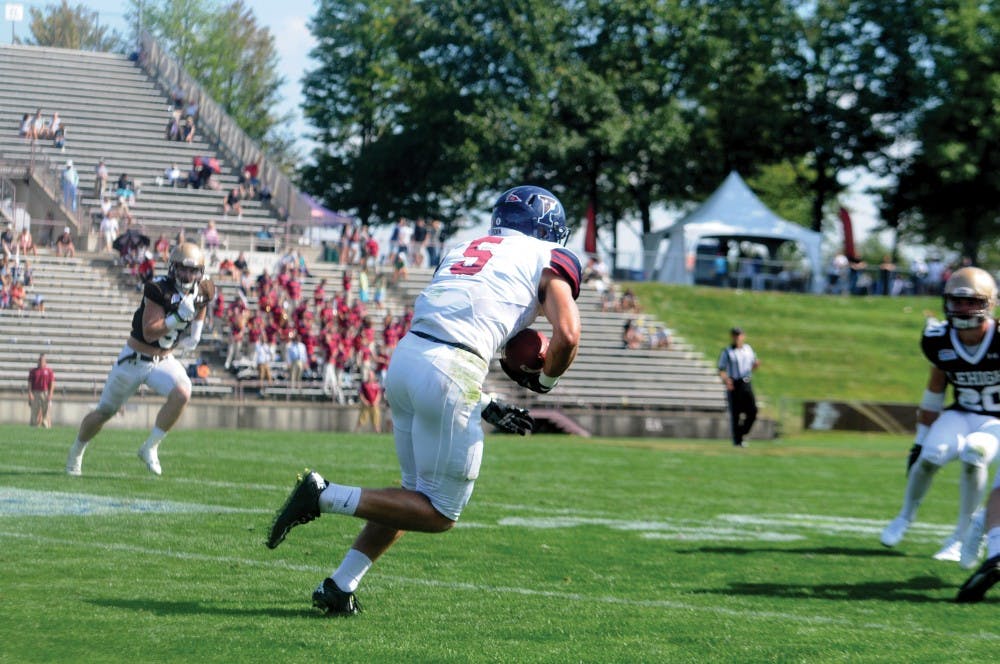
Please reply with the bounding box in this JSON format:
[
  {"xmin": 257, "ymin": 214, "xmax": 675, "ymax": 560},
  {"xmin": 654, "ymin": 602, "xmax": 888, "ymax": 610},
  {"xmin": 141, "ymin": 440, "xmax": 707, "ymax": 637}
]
[{"xmin": 502, "ymin": 328, "xmax": 548, "ymax": 375}]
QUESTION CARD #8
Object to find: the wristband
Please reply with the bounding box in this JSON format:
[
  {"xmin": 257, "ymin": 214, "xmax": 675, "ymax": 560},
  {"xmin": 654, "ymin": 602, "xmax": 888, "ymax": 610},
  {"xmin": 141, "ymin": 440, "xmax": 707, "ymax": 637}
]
[
  {"xmin": 919, "ymin": 389, "xmax": 945, "ymax": 413},
  {"xmin": 538, "ymin": 372, "xmax": 559, "ymax": 390}
]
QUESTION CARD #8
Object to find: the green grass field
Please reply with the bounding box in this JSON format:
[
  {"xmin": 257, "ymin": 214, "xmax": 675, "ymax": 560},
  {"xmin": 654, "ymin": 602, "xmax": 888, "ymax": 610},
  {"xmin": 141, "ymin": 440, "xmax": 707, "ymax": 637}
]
[{"xmin": 3, "ymin": 425, "xmax": 998, "ymax": 663}]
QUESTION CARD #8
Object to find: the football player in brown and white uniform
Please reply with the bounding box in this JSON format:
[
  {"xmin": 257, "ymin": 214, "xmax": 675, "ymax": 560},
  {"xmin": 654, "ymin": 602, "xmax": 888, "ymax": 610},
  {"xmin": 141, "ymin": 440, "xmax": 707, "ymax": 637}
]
[
  {"xmin": 881, "ymin": 267, "xmax": 1000, "ymax": 567},
  {"xmin": 65, "ymin": 242, "xmax": 215, "ymax": 477}
]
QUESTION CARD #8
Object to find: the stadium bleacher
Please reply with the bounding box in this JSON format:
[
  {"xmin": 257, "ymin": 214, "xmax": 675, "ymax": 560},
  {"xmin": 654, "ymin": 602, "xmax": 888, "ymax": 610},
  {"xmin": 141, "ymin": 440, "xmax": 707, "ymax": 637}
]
[{"xmin": 0, "ymin": 43, "xmax": 728, "ymax": 436}]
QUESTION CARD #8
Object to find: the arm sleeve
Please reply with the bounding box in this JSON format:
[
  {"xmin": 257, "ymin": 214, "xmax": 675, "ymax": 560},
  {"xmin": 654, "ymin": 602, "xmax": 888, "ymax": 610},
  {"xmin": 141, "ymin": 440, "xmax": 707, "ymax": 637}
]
[{"xmin": 549, "ymin": 248, "xmax": 582, "ymax": 300}]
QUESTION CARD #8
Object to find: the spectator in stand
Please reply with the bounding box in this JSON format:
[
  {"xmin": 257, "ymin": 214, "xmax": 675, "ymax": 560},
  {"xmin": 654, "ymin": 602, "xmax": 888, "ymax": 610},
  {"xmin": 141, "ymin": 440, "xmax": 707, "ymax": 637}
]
[
  {"xmin": 186, "ymin": 164, "xmax": 201, "ymax": 189},
  {"xmin": 9, "ymin": 279, "xmax": 26, "ymax": 314},
  {"xmin": 255, "ymin": 336, "xmax": 275, "ymax": 395},
  {"xmin": 94, "ymin": 158, "xmax": 108, "ymax": 198},
  {"xmin": 19, "ymin": 113, "xmax": 32, "ymax": 139},
  {"xmin": 222, "ymin": 187, "xmax": 243, "ymax": 219},
  {"xmin": 17, "ymin": 228, "xmax": 37, "ymax": 256},
  {"xmin": 286, "ymin": 331, "xmax": 308, "ymax": 393},
  {"xmin": 55, "ymin": 227, "xmax": 75, "ymax": 258},
  {"xmin": 201, "ymin": 219, "xmax": 221, "ymax": 252},
  {"xmin": 100, "ymin": 210, "xmax": 120, "ymax": 253},
  {"xmin": 410, "ymin": 218, "xmax": 428, "ymax": 267},
  {"xmin": 28, "ymin": 354, "xmax": 56, "ymax": 428},
  {"xmin": 373, "ymin": 275, "xmax": 387, "ymax": 310},
  {"xmin": 392, "ymin": 249, "xmax": 408, "ymax": 284},
  {"xmin": 165, "ymin": 110, "xmax": 181, "ymax": 141},
  {"xmin": 31, "ymin": 109, "xmax": 44, "ymax": 141},
  {"xmin": 391, "ymin": 217, "xmax": 412, "ymax": 260},
  {"xmin": 152, "ymin": 233, "xmax": 170, "ymax": 263},
  {"xmin": 53, "ymin": 123, "xmax": 66, "ymax": 151},
  {"xmin": 619, "ymin": 287, "xmax": 640, "ymax": 313},
  {"xmin": 44, "ymin": 112, "xmax": 61, "ymax": 140},
  {"xmin": 1, "ymin": 223, "xmax": 13, "ymax": 262},
  {"xmin": 163, "ymin": 163, "xmax": 182, "ymax": 187},
  {"xmin": 116, "ymin": 174, "xmax": 136, "ymax": 205},
  {"xmin": 622, "ymin": 319, "xmax": 644, "ymax": 350},
  {"xmin": 182, "ymin": 115, "xmax": 196, "ymax": 143},
  {"xmin": 234, "ymin": 251, "xmax": 250, "ymax": 281},
  {"xmin": 354, "ymin": 369, "xmax": 383, "ymax": 433},
  {"xmin": 218, "ymin": 255, "xmax": 237, "ymax": 281},
  {"xmin": 137, "ymin": 251, "xmax": 157, "ymax": 285},
  {"xmin": 61, "ymin": 160, "xmax": 79, "ymax": 212}
]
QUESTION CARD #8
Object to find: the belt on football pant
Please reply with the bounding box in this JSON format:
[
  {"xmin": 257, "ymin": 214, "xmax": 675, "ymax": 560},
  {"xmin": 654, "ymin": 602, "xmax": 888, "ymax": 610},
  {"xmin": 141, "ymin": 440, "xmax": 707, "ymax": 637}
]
[
  {"xmin": 118, "ymin": 351, "xmax": 157, "ymax": 365},
  {"xmin": 410, "ymin": 330, "xmax": 485, "ymax": 361}
]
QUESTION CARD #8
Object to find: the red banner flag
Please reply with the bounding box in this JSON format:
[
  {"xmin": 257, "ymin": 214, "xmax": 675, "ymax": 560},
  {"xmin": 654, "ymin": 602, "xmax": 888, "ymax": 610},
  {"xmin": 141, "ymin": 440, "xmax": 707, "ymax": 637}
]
[
  {"xmin": 584, "ymin": 202, "xmax": 597, "ymax": 255},
  {"xmin": 838, "ymin": 206, "xmax": 856, "ymax": 258}
]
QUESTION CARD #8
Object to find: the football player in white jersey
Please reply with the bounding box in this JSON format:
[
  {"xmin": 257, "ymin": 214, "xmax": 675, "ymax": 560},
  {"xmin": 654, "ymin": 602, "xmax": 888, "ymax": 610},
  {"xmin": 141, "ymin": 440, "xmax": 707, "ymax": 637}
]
[
  {"xmin": 266, "ymin": 185, "xmax": 582, "ymax": 615},
  {"xmin": 65, "ymin": 242, "xmax": 215, "ymax": 477},
  {"xmin": 880, "ymin": 267, "xmax": 1000, "ymax": 567}
]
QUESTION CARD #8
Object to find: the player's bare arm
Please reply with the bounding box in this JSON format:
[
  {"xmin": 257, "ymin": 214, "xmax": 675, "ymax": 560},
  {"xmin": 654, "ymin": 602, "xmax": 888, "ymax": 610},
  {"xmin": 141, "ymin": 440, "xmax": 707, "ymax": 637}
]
[
  {"xmin": 917, "ymin": 366, "xmax": 947, "ymax": 426},
  {"xmin": 539, "ymin": 269, "xmax": 581, "ymax": 378}
]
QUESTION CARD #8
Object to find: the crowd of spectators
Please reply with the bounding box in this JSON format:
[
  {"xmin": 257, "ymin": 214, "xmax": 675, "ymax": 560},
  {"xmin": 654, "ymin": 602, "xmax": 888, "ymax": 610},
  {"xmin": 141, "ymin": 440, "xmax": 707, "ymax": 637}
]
[
  {"xmin": 212, "ymin": 246, "xmax": 408, "ymax": 403},
  {"xmin": 0, "ymin": 223, "xmax": 43, "ymax": 315},
  {"xmin": 19, "ymin": 109, "xmax": 66, "ymax": 150}
]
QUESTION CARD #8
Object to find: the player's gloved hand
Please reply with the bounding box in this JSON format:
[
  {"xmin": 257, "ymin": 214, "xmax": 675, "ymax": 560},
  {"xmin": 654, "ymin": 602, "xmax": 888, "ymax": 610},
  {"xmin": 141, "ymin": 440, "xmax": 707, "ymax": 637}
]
[
  {"xmin": 482, "ymin": 396, "xmax": 534, "ymax": 435},
  {"xmin": 907, "ymin": 444, "xmax": 922, "ymax": 474},
  {"xmin": 499, "ymin": 359, "xmax": 558, "ymax": 394},
  {"xmin": 176, "ymin": 292, "xmax": 197, "ymax": 322}
]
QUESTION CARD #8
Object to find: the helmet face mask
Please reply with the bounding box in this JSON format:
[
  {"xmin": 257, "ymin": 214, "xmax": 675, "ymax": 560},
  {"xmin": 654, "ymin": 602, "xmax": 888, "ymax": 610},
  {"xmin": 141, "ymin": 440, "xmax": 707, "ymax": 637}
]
[
  {"xmin": 944, "ymin": 267, "xmax": 997, "ymax": 329},
  {"xmin": 490, "ymin": 185, "xmax": 570, "ymax": 245},
  {"xmin": 169, "ymin": 242, "xmax": 205, "ymax": 293}
]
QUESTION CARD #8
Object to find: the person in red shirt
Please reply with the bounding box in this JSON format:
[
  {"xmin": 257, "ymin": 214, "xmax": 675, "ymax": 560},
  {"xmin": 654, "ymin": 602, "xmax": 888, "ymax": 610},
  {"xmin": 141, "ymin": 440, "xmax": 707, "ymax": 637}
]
[
  {"xmin": 28, "ymin": 353, "xmax": 56, "ymax": 427},
  {"xmin": 354, "ymin": 369, "xmax": 383, "ymax": 433}
]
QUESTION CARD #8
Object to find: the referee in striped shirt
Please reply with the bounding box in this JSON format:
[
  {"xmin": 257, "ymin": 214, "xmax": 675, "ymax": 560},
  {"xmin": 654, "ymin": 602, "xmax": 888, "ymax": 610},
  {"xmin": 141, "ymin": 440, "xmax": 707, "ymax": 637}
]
[{"xmin": 718, "ymin": 327, "xmax": 760, "ymax": 447}]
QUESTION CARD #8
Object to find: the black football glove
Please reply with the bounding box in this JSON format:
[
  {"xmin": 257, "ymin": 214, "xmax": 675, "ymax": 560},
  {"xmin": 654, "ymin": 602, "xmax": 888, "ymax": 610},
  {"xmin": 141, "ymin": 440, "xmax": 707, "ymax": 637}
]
[
  {"xmin": 906, "ymin": 444, "xmax": 922, "ymax": 474},
  {"xmin": 482, "ymin": 397, "xmax": 534, "ymax": 435},
  {"xmin": 499, "ymin": 359, "xmax": 553, "ymax": 394}
]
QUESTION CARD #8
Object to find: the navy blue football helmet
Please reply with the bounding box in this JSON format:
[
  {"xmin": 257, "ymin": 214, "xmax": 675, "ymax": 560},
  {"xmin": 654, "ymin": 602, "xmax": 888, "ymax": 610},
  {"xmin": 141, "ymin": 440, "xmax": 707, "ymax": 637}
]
[{"xmin": 490, "ymin": 185, "xmax": 570, "ymax": 245}]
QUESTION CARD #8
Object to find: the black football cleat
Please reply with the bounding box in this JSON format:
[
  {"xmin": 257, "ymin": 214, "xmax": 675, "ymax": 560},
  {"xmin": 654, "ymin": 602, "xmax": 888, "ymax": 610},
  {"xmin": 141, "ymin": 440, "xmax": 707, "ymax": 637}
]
[
  {"xmin": 312, "ymin": 577, "xmax": 363, "ymax": 616},
  {"xmin": 266, "ymin": 470, "xmax": 327, "ymax": 549},
  {"xmin": 956, "ymin": 553, "xmax": 1000, "ymax": 603}
]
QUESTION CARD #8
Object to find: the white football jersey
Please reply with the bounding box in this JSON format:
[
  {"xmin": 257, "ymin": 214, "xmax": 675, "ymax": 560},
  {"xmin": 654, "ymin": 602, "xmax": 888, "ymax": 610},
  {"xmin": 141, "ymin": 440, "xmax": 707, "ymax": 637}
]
[{"xmin": 410, "ymin": 232, "xmax": 581, "ymax": 361}]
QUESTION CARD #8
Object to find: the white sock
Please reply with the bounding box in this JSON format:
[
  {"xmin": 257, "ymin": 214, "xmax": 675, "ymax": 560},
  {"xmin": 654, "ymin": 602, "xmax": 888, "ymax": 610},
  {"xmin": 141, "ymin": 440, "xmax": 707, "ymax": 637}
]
[
  {"xmin": 319, "ymin": 483, "xmax": 362, "ymax": 515},
  {"xmin": 142, "ymin": 426, "xmax": 167, "ymax": 452},
  {"xmin": 987, "ymin": 527, "xmax": 1000, "ymax": 559},
  {"xmin": 332, "ymin": 548, "xmax": 372, "ymax": 593},
  {"xmin": 900, "ymin": 460, "xmax": 938, "ymax": 522},
  {"xmin": 956, "ymin": 463, "xmax": 987, "ymax": 539},
  {"xmin": 68, "ymin": 438, "xmax": 88, "ymax": 460}
]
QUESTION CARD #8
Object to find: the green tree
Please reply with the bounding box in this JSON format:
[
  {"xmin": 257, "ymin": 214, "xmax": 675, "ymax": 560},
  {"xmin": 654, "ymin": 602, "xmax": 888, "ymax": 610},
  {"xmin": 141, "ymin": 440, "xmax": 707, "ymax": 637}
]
[
  {"xmin": 126, "ymin": 0, "xmax": 292, "ymax": 162},
  {"xmin": 20, "ymin": 0, "xmax": 125, "ymax": 51},
  {"xmin": 884, "ymin": 0, "xmax": 1000, "ymax": 262}
]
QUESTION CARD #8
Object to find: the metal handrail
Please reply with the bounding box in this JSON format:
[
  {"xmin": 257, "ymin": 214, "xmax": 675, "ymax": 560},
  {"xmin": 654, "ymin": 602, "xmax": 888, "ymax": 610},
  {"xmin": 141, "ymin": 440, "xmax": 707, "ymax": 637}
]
[{"xmin": 134, "ymin": 31, "xmax": 309, "ymax": 230}]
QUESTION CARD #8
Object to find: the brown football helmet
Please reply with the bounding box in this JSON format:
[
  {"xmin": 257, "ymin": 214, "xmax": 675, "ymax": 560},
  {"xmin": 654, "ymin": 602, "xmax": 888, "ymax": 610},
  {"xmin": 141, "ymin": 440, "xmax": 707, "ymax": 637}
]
[
  {"xmin": 168, "ymin": 241, "xmax": 206, "ymax": 293},
  {"xmin": 943, "ymin": 267, "xmax": 998, "ymax": 329}
]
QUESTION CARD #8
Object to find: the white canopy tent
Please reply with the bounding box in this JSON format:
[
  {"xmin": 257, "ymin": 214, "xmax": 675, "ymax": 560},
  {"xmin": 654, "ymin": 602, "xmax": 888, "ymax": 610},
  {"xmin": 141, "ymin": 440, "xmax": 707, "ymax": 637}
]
[{"xmin": 651, "ymin": 172, "xmax": 824, "ymax": 293}]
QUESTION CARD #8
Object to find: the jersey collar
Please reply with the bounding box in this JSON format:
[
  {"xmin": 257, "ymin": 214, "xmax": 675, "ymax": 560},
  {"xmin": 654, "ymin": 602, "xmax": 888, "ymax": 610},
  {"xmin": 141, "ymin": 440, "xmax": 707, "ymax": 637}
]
[{"xmin": 950, "ymin": 319, "xmax": 995, "ymax": 364}]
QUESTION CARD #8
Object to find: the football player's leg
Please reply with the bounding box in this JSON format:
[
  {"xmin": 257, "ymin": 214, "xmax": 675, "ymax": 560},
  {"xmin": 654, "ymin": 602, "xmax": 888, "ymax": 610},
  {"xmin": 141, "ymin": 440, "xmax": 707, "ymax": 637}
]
[
  {"xmin": 882, "ymin": 413, "xmax": 962, "ymax": 545},
  {"xmin": 68, "ymin": 358, "xmax": 145, "ymax": 474},
  {"xmin": 139, "ymin": 358, "xmax": 192, "ymax": 474}
]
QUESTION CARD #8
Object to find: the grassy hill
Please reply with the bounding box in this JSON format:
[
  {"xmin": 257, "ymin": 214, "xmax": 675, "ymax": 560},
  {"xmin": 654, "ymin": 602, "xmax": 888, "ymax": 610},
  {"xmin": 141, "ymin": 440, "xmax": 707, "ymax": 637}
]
[{"xmin": 627, "ymin": 283, "xmax": 939, "ymax": 421}]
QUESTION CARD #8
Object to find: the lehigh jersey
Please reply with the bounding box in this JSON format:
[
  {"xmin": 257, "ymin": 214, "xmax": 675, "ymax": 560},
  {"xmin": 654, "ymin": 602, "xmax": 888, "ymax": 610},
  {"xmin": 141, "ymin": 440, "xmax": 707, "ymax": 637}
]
[
  {"xmin": 922, "ymin": 318, "xmax": 1000, "ymax": 414},
  {"xmin": 411, "ymin": 233, "xmax": 581, "ymax": 361},
  {"xmin": 131, "ymin": 276, "xmax": 215, "ymax": 350}
]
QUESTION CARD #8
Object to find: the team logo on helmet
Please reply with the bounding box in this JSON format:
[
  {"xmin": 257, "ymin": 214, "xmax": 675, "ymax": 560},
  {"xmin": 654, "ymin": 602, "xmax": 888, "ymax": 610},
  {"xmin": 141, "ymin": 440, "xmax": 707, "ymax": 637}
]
[{"xmin": 490, "ymin": 185, "xmax": 570, "ymax": 245}]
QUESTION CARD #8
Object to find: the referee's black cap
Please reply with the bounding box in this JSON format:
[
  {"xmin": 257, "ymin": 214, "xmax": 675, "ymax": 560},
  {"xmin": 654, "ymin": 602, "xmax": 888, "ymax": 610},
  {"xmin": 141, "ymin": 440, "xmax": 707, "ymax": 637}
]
[{"xmin": 730, "ymin": 327, "xmax": 744, "ymax": 335}]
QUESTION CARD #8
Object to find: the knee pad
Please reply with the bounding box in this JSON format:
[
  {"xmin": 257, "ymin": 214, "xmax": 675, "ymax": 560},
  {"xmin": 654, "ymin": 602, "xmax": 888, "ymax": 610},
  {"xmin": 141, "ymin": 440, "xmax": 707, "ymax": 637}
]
[
  {"xmin": 960, "ymin": 432, "xmax": 999, "ymax": 468},
  {"xmin": 93, "ymin": 402, "xmax": 118, "ymax": 419}
]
